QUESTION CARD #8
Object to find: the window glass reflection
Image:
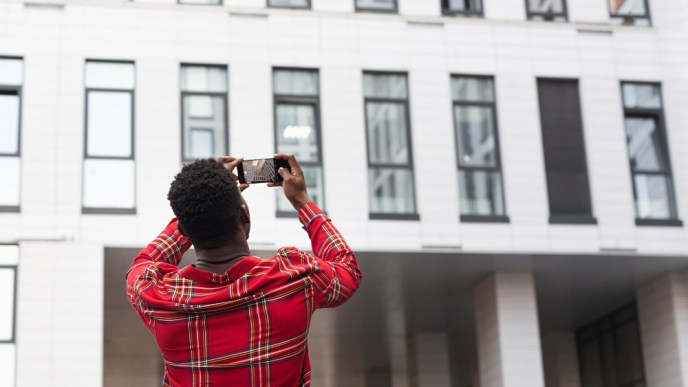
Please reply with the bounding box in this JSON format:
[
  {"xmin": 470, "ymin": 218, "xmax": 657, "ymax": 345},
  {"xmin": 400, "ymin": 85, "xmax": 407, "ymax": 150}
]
[
  {"xmin": 356, "ymin": 0, "xmax": 396, "ymax": 11},
  {"xmin": 87, "ymin": 92, "xmax": 132, "ymax": 158},
  {"xmin": 366, "ymin": 102, "xmax": 409, "ymax": 165},
  {"xmin": 0, "ymin": 269, "xmax": 15, "ymax": 341},
  {"xmin": 273, "ymin": 70, "xmax": 318, "ymax": 96},
  {"xmin": 0, "ymin": 345, "xmax": 15, "ymax": 387},
  {"xmin": 369, "ymin": 168, "xmax": 415, "ymax": 214},
  {"xmin": 0, "ymin": 58, "xmax": 23, "ymax": 86},
  {"xmin": 455, "ymin": 105, "xmax": 496, "ymax": 167},
  {"xmin": 459, "ymin": 170, "xmax": 505, "ymax": 216},
  {"xmin": 83, "ymin": 159, "xmax": 136, "ymax": 209},
  {"xmin": 182, "ymin": 95, "xmax": 226, "ymax": 161},
  {"xmin": 276, "ymin": 104, "xmax": 318, "ymax": 162},
  {"xmin": 269, "ymin": 0, "xmax": 309, "ymax": 7},
  {"xmin": 622, "ymin": 84, "xmax": 661, "ymax": 109},
  {"xmin": 444, "ymin": 0, "xmax": 482, "ymax": 13},
  {"xmin": 451, "ymin": 77, "xmax": 494, "ymax": 102},
  {"xmin": 363, "ymin": 74, "xmax": 407, "ymax": 99},
  {"xmin": 277, "ymin": 166, "xmax": 323, "ymax": 212},
  {"xmin": 0, "ymin": 157, "xmax": 20, "ymax": 207},
  {"xmin": 634, "ymin": 174, "xmax": 673, "ymax": 219},
  {"xmin": 625, "ymin": 117, "xmax": 664, "ymax": 172},
  {"xmin": 85, "ymin": 62, "xmax": 135, "ymax": 90},
  {"xmin": 181, "ymin": 66, "xmax": 227, "ymax": 93},
  {"xmin": 0, "ymin": 94, "xmax": 20, "ymax": 155}
]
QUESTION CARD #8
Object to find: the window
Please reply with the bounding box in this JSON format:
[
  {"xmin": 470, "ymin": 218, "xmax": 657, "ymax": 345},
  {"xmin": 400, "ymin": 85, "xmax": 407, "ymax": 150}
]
[
  {"xmin": 526, "ymin": 0, "xmax": 567, "ymax": 21},
  {"xmin": 0, "ymin": 58, "xmax": 22, "ymax": 212},
  {"xmin": 272, "ymin": 68, "xmax": 324, "ymax": 215},
  {"xmin": 364, "ymin": 72, "xmax": 418, "ymax": 220},
  {"xmin": 451, "ymin": 76, "xmax": 507, "ymax": 222},
  {"xmin": 537, "ymin": 79, "xmax": 595, "ymax": 224},
  {"xmin": 442, "ymin": 0, "xmax": 482, "ymax": 16},
  {"xmin": 609, "ymin": 0, "xmax": 651, "ymax": 26},
  {"xmin": 268, "ymin": 0, "xmax": 311, "ymax": 9},
  {"xmin": 83, "ymin": 61, "xmax": 136, "ymax": 214},
  {"xmin": 621, "ymin": 82, "xmax": 680, "ymax": 226},
  {"xmin": 355, "ymin": 0, "xmax": 397, "ymax": 13},
  {"xmin": 181, "ymin": 65, "xmax": 228, "ymax": 163},
  {"xmin": 178, "ymin": 0, "xmax": 222, "ymax": 4},
  {"xmin": 0, "ymin": 245, "xmax": 18, "ymax": 387},
  {"xmin": 577, "ymin": 304, "xmax": 646, "ymax": 387}
]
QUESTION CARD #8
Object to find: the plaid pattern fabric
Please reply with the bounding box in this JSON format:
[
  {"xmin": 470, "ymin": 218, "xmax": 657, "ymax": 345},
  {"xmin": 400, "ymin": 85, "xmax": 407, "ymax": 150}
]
[{"xmin": 127, "ymin": 202, "xmax": 362, "ymax": 386}]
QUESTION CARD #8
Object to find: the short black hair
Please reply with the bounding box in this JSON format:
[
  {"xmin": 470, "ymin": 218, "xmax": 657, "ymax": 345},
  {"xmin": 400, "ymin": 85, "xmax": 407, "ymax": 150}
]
[{"xmin": 167, "ymin": 158, "xmax": 242, "ymax": 249}]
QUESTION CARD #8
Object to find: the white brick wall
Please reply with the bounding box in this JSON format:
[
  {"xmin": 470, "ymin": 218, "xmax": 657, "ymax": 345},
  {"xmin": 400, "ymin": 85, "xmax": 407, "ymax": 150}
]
[{"xmin": 0, "ymin": 0, "xmax": 686, "ymax": 255}]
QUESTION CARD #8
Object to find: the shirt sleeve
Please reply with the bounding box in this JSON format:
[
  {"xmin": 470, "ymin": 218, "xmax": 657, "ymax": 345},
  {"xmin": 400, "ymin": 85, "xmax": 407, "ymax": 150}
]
[
  {"xmin": 126, "ymin": 218, "xmax": 193, "ymax": 309},
  {"xmin": 297, "ymin": 202, "xmax": 362, "ymax": 309}
]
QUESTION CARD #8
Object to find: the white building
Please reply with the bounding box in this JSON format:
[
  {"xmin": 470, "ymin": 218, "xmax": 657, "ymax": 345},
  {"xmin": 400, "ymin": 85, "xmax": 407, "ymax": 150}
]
[{"xmin": 1, "ymin": 0, "xmax": 687, "ymax": 385}]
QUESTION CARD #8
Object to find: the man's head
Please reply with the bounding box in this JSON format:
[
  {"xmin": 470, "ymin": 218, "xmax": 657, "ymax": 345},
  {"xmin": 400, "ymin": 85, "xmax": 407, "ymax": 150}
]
[{"xmin": 167, "ymin": 159, "xmax": 248, "ymax": 249}]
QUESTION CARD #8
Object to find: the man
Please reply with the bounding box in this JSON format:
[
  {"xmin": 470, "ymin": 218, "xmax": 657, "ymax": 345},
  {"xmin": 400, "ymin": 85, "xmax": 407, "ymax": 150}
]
[{"xmin": 126, "ymin": 154, "xmax": 362, "ymax": 386}]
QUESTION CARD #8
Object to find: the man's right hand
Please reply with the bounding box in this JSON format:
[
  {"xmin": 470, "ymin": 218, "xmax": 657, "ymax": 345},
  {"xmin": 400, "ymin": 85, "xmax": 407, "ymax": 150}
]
[{"xmin": 268, "ymin": 154, "xmax": 311, "ymax": 211}]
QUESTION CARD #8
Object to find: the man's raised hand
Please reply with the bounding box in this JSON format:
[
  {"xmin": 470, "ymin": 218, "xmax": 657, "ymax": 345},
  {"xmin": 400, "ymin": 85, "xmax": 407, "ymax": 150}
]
[
  {"xmin": 268, "ymin": 153, "xmax": 310, "ymax": 210},
  {"xmin": 217, "ymin": 156, "xmax": 249, "ymax": 192}
]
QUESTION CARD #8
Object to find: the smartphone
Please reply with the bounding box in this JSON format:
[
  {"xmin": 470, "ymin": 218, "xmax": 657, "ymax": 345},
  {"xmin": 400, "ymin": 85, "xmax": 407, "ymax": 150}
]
[{"xmin": 237, "ymin": 158, "xmax": 291, "ymax": 184}]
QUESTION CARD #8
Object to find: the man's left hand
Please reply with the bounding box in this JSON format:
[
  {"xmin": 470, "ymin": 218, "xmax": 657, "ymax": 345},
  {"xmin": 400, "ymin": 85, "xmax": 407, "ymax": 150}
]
[{"xmin": 217, "ymin": 156, "xmax": 249, "ymax": 192}]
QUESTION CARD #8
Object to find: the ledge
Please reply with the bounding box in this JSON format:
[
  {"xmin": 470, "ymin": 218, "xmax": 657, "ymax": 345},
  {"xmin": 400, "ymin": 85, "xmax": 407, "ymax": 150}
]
[
  {"xmin": 460, "ymin": 215, "xmax": 510, "ymax": 223},
  {"xmin": 636, "ymin": 218, "xmax": 683, "ymax": 227},
  {"xmin": 82, "ymin": 207, "xmax": 136, "ymax": 215},
  {"xmin": 369, "ymin": 213, "xmax": 420, "ymax": 221},
  {"xmin": 549, "ymin": 214, "xmax": 598, "ymax": 225}
]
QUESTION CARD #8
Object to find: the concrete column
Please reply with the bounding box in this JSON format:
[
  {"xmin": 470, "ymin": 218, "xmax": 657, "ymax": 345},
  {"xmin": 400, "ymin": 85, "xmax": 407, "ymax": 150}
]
[
  {"xmin": 637, "ymin": 272, "xmax": 688, "ymax": 387},
  {"xmin": 475, "ymin": 272, "xmax": 545, "ymax": 387},
  {"xmin": 542, "ymin": 332, "xmax": 582, "ymax": 387},
  {"xmin": 366, "ymin": 369, "xmax": 393, "ymax": 387},
  {"xmin": 16, "ymin": 242, "xmax": 104, "ymax": 387},
  {"xmin": 407, "ymin": 332, "xmax": 452, "ymax": 387}
]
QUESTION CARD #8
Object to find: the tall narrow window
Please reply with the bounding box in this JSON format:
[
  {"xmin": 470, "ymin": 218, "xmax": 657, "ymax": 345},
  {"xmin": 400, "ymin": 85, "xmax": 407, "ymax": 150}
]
[
  {"xmin": 83, "ymin": 61, "xmax": 136, "ymax": 214},
  {"xmin": 0, "ymin": 58, "xmax": 22, "ymax": 212},
  {"xmin": 526, "ymin": 0, "xmax": 567, "ymax": 21},
  {"xmin": 364, "ymin": 72, "xmax": 418, "ymax": 220},
  {"xmin": 577, "ymin": 304, "xmax": 646, "ymax": 387},
  {"xmin": 355, "ymin": 0, "xmax": 397, "ymax": 13},
  {"xmin": 442, "ymin": 0, "xmax": 482, "ymax": 16},
  {"xmin": 452, "ymin": 76, "xmax": 507, "ymax": 222},
  {"xmin": 181, "ymin": 65, "xmax": 228, "ymax": 163},
  {"xmin": 268, "ymin": 0, "xmax": 310, "ymax": 9},
  {"xmin": 537, "ymin": 78, "xmax": 595, "ymax": 224},
  {"xmin": 0, "ymin": 245, "xmax": 18, "ymax": 387},
  {"xmin": 273, "ymin": 68, "xmax": 324, "ymax": 215},
  {"xmin": 609, "ymin": 0, "xmax": 651, "ymax": 26},
  {"xmin": 621, "ymin": 82, "xmax": 681, "ymax": 226}
]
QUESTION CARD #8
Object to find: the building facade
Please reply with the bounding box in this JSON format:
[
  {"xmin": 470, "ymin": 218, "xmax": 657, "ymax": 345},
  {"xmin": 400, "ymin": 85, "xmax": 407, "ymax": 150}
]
[{"xmin": 1, "ymin": 0, "xmax": 688, "ymax": 385}]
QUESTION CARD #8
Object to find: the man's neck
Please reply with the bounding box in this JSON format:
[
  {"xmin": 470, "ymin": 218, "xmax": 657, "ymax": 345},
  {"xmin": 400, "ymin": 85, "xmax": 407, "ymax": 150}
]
[{"xmin": 194, "ymin": 241, "xmax": 251, "ymax": 275}]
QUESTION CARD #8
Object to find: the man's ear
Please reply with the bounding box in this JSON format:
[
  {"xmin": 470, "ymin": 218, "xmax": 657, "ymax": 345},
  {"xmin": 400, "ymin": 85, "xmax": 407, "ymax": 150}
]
[
  {"xmin": 239, "ymin": 205, "xmax": 250, "ymax": 224},
  {"xmin": 177, "ymin": 222, "xmax": 188, "ymax": 236}
]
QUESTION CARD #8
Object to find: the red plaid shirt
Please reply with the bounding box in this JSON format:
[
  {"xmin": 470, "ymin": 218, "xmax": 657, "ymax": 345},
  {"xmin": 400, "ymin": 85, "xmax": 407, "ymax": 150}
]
[{"xmin": 126, "ymin": 203, "xmax": 362, "ymax": 386}]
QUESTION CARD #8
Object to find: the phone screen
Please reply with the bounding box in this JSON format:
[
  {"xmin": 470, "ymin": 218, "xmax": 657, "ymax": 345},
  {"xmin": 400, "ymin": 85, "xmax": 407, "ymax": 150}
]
[{"xmin": 238, "ymin": 158, "xmax": 290, "ymax": 184}]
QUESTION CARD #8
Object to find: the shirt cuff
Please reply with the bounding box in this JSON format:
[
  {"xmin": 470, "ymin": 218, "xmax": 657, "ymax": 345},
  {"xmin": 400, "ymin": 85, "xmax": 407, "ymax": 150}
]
[{"xmin": 298, "ymin": 202, "xmax": 324, "ymax": 228}]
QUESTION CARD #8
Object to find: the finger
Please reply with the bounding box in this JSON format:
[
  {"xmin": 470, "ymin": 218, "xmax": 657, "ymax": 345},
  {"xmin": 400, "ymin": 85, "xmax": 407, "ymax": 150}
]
[
  {"xmin": 217, "ymin": 156, "xmax": 236, "ymax": 163},
  {"xmin": 225, "ymin": 157, "xmax": 244, "ymax": 173},
  {"xmin": 274, "ymin": 153, "xmax": 302, "ymax": 177},
  {"xmin": 277, "ymin": 167, "xmax": 292, "ymax": 182},
  {"xmin": 239, "ymin": 184, "xmax": 250, "ymax": 192},
  {"xmin": 267, "ymin": 182, "xmax": 283, "ymax": 187}
]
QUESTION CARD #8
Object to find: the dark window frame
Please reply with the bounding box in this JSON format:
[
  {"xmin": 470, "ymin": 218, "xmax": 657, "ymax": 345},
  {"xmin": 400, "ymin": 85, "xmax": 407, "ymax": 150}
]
[
  {"xmin": 355, "ymin": 0, "xmax": 398, "ymax": 14},
  {"xmin": 82, "ymin": 59, "xmax": 137, "ymax": 215},
  {"xmin": 272, "ymin": 67, "xmax": 325, "ymax": 218},
  {"xmin": 576, "ymin": 303, "xmax": 646, "ymax": 387},
  {"xmin": 177, "ymin": 0, "xmax": 223, "ymax": 5},
  {"xmin": 0, "ymin": 56, "xmax": 23, "ymax": 213},
  {"xmin": 363, "ymin": 70, "xmax": 419, "ymax": 221},
  {"xmin": 451, "ymin": 74, "xmax": 509, "ymax": 223},
  {"xmin": 608, "ymin": 0, "xmax": 652, "ymax": 26},
  {"xmin": 180, "ymin": 63, "xmax": 229, "ymax": 165},
  {"xmin": 537, "ymin": 77, "xmax": 597, "ymax": 225},
  {"xmin": 0, "ymin": 246, "xmax": 18, "ymax": 344},
  {"xmin": 525, "ymin": 0, "xmax": 568, "ymax": 22},
  {"xmin": 267, "ymin": 0, "xmax": 311, "ymax": 9},
  {"xmin": 441, "ymin": 0, "xmax": 483, "ymax": 17},
  {"xmin": 620, "ymin": 81, "xmax": 681, "ymax": 227}
]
